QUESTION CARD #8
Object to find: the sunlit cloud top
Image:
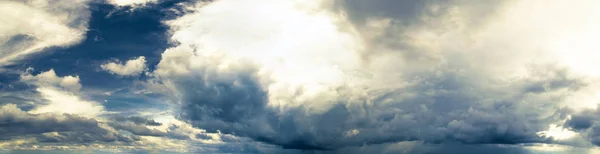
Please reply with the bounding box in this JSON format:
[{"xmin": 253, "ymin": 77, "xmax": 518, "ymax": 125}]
[{"xmin": 1, "ymin": 0, "xmax": 600, "ymax": 153}]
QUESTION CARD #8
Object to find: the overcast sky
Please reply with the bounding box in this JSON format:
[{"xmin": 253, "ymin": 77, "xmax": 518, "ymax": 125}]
[{"xmin": 2, "ymin": 0, "xmax": 600, "ymax": 153}]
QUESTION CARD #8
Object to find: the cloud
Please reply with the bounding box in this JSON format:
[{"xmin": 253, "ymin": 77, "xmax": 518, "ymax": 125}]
[
  {"xmin": 3, "ymin": 0, "xmax": 598, "ymax": 152},
  {"xmin": 20, "ymin": 68, "xmax": 81, "ymax": 92},
  {"xmin": 328, "ymin": 141, "xmax": 600, "ymax": 154},
  {"xmin": 107, "ymin": 116, "xmax": 170, "ymax": 137},
  {"xmin": 101, "ymin": 56, "xmax": 147, "ymax": 77},
  {"xmin": 108, "ymin": 121, "xmax": 167, "ymax": 137},
  {"xmin": 114, "ymin": 116, "xmax": 162, "ymax": 126},
  {"xmin": 107, "ymin": 115, "xmax": 219, "ymax": 141},
  {"xmin": 564, "ymin": 107, "xmax": 600, "ymax": 146},
  {"xmin": 195, "ymin": 133, "xmax": 212, "ymax": 140},
  {"xmin": 30, "ymin": 88, "xmax": 104, "ymax": 118},
  {"xmin": 0, "ymin": 104, "xmax": 136, "ymax": 143},
  {"xmin": 20, "ymin": 69, "xmax": 104, "ymax": 117},
  {"xmin": 0, "ymin": 0, "xmax": 89, "ymax": 65},
  {"xmin": 107, "ymin": 0, "xmax": 158, "ymax": 7},
  {"xmin": 146, "ymin": 0, "xmax": 600, "ymax": 150}
]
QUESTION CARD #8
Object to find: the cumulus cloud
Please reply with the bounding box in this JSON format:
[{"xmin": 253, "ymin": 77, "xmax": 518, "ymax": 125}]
[
  {"xmin": 0, "ymin": 0, "xmax": 89, "ymax": 65},
  {"xmin": 20, "ymin": 69, "xmax": 104, "ymax": 117},
  {"xmin": 101, "ymin": 56, "xmax": 147, "ymax": 77},
  {"xmin": 30, "ymin": 88, "xmax": 104, "ymax": 118},
  {"xmin": 4, "ymin": 0, "xmax": 593, "ymax": 152},
  {"xmin": 146, "ymin": 0, "xmax": 600, "ymax": 150},
  {"xmin": 20, "ymin": 68, "xmax": 81, "ymax": 92}
]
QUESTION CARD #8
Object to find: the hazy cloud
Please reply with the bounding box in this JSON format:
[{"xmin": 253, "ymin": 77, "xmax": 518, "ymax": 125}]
[{"xmin": 0, "ymin": 0, "xmax": 89, "ymax": 65}]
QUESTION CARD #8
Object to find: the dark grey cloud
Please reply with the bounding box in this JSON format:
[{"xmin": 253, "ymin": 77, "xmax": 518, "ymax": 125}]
[
  {"xmin": 333, "ymin": 0, "xmax": 445, "ymax": 25},
  {"xmin": 156, "ymin": 56, "xmax": 581, "ymax": 150},
  {"xmin": 332, "ymin": 0, "xmax": 506, "ymax": 30},
  {"xmin": 106, "ymin": 114, "xmax": 181, "ymax": 139},
  {"xmin": 220, "ymin": 134, "xmax": 244, "ymax": 143},
  {"xmin": 109, "ymin": 118, "xmax": 200, "ymax": 140},
  {"xmin": 329, "ymin": 142, "xmax": 537, "ymax": 154},
  {"xmin": 108, "ymin": 121, "xmax": 166, "ymax": 137},
  {"xmin": 175, "ymin": 67, "xmax": 268, "ymax": 135},
  {"xmin": 166, "ymin": 130, "xmax": 190, "ymax": 140},
  {"xmin": 195, "ymin": 133, "xmax": 212, "ymax": 140},
  {"xmin": 164, "ymin": 124, "xmax": 191, "ymax": 140},
  {"xmin": 114, "ymin": 116, "xmax": 162, "ymax": 126},
  {"xmin": 0, "ymin": 104, "xmax": 137, "ymax": 143},
  {"xmin": 566, "ymin": 113, "xmax": 595, "ymax": 130},
  {"xmin": 36, "ymin": 131, "xmax": 139, "ymax": 143},
  {"xmin": 565, "ymin": 107, "xmax": 600, "ymax": 146},
  {"xmin": 108, "ymin": 118, "xmax": 197, "ymax": 140}
]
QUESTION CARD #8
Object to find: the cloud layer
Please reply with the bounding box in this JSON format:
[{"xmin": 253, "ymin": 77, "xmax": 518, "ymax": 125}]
[
  {"xmin": 146, "ymin": 0, "xmax": 600, "ymax": 150},
  {"xmin": 0, "ymin": 104, "xmax": 136, "ymax": 143},
  {"xmin": 3, "ymin": 0, "xmax": 600, "ymax": 153}
]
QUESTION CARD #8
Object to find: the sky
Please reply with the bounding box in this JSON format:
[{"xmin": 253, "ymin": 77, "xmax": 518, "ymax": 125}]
[{"xmin": 2, "ymin": 0, "xmax": 600, "ymax": 153}]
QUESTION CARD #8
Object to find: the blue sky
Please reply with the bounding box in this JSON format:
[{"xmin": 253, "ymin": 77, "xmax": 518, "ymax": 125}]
[{"xmin": 2, "ymin": 0, "xmax": 600, "ymax": 153}]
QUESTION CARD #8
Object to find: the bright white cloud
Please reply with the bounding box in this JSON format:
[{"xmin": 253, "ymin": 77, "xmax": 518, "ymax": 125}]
[
  {"xmin": 101, "ymin": 56, "xmax": 147, "ymax": 77},
  {"xmin": 158, "ymin": 0, "xmax": 364, "ymax": 113},
  {"xmin": 537, "ymin": 124, "xmax": 577, "ymax": 140},
  {"xmin": 0, "ymin": 0, "xmax": 89, "ymax": 65},
  {"xmin": 30, "ymin": 88, "xmax": 104, "ymax": 117},
  {"xmin": 20, "ymin": 69, "xmax": 104, "ymax": 118},
  {"xmin": 411, "ymin": 0, "xmax": 600, "ymax": 110},
  {"xmin": 20, "ymin": 68, "xmax": 82, "ymax": 92}
]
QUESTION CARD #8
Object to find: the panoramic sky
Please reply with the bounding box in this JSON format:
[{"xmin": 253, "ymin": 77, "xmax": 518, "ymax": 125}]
[{"xmin": 2, "ymin": 0, "xmax": 600, "ymax": 153}]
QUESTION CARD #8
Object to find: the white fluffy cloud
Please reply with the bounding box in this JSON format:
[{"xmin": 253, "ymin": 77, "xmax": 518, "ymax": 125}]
[
  {"xmin": 159, "ymin": 0, "xmax": 364, "ymax": 112},
  {"xmin": 101, "ymin": 56, "xmax": 147, "ymax": 77},
  {"xmin": 0, "ymin": 0, "xmax": 89, "ymax": 65},
  {"xmin": 147, "ymin": 0, "xmax": 600, "ymax": 150},
  {"xmin": 20, "ymin": 68, "xmax": 82, "ymax": 92},
  {"xmin": 30, "ymin": 88, "xmax": 104, "ymax": 118},
  {"xmin": 20, "ymin": 69, "xmax": 104, "ymax": 117}
]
